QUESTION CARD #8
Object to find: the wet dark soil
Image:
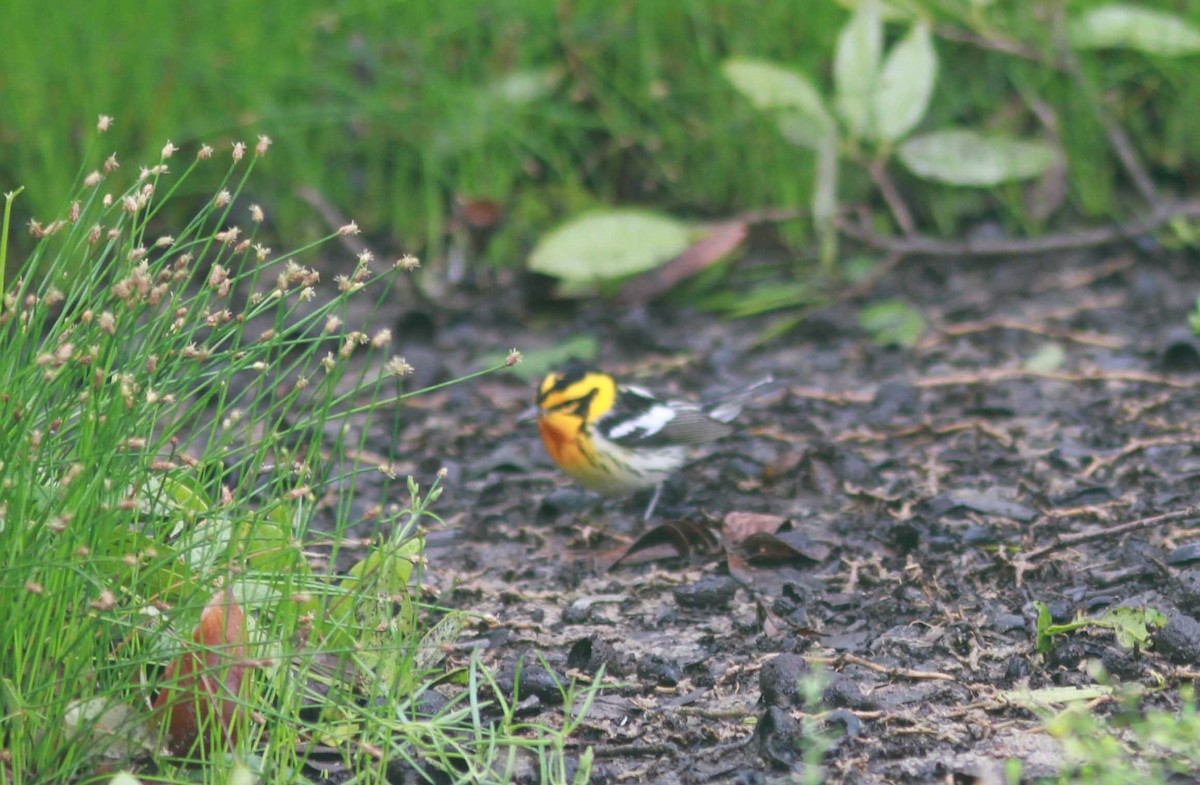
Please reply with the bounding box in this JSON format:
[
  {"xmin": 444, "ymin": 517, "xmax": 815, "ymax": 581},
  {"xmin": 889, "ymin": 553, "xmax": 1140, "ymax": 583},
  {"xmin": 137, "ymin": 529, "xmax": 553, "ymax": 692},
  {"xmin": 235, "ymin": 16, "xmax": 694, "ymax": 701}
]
[{"xmin": 339, "ymin": 248, "xmax": 1200, "ymax": 783}]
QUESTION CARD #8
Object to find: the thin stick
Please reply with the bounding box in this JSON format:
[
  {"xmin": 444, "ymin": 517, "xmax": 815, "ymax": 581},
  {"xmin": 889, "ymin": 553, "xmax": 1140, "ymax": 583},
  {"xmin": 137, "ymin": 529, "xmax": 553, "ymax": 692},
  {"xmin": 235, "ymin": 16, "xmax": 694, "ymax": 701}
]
[{"xmin": 1021, "ymin": 505, "xmax": 1200, "ymax": 563}]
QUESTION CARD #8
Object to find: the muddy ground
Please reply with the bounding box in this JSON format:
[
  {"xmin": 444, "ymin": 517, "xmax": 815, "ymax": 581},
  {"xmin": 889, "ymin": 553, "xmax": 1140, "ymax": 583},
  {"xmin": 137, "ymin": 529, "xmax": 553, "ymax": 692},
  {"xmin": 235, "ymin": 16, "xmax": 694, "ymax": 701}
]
[{"xmin": 329, "ymin": 246, "xmax": 1200, "ymax": 783}]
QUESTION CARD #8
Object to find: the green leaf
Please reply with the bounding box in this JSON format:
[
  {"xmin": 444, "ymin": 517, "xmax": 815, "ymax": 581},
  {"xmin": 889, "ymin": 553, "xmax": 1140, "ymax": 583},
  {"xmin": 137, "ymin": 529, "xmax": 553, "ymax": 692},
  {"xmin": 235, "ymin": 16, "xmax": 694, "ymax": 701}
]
[
  {"xmin": 1069, "ymin": 5, "xmax": 1200, "ymax": 56},
  {"xmin": 897, "ymin": 130, "xmax": 1059, "ymax": 186},
  {"xmin": 813, "ymin": 134, "xmax": 839, "ymax": 267},
  {"xmin": 834, "ymin": 0, "xmax": 883, "ymax": 139},
  {"xmin": 1023, "ymin": 343, "xmax": 1066, "ymax": 373},
  {"xmin": 859, "ymin": 299, "xmax": 925, "ymax": 347},
  {"xmin": 1098, "ymin": 607, "xmax": 1167, "ymax": 650},
  {"xmin": 872, "ymin": 22, "xmax": 937, "ymax": 143},
  {"xmin": 722, "ymin": 58, "xmax": 834, "ymax": 148},
  {"xmin": 1035, "ymin": 601, "xmax": 1054, "ymax": 654},
  {"xmin": 528, "ymin": 210, "xmax": 691, "ymax": 282}
]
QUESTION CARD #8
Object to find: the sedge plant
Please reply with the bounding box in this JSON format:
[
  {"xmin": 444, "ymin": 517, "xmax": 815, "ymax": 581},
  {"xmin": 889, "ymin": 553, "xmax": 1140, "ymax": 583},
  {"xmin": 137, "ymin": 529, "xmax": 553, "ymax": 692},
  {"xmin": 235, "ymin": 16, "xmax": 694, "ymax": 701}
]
[{"xmin": 0, "ymin": 120, "xmax": 589, "ymax": 784}]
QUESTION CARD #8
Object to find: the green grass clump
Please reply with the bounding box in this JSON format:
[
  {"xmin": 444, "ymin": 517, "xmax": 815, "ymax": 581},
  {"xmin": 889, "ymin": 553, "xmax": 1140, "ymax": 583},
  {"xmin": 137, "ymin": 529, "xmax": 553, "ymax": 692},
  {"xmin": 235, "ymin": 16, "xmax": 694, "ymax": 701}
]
[{"xmin": 0, "ymin": 127, "xmax": 590, "ymax": 783}]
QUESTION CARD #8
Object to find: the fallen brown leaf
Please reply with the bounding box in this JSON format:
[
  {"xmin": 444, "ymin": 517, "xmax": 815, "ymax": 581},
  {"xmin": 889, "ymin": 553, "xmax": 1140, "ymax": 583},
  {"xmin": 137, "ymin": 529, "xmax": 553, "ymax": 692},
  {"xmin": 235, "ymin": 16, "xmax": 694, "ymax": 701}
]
[{"xmin": 153, "ymin": 589, "xmax": 251, "ymax": 755}]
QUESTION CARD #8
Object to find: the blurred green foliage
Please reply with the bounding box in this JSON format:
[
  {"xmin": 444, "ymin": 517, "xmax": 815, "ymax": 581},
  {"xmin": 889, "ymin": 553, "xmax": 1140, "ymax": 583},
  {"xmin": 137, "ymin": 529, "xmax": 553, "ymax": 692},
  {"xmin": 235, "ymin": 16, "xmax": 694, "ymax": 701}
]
[{"xmin": 3, "ymin": 0, "xmax": 1200, "ymax": 272}]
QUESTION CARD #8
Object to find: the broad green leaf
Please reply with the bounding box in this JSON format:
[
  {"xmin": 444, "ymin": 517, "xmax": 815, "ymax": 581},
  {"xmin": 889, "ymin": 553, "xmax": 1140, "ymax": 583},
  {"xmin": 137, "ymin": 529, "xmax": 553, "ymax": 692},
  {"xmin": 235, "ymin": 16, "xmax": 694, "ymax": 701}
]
[
  {"xmin": 777, "ymin": 111, "xmax": 836, "ymax": 151},
  {"xmin": 528, "ymin": 210, "xmax": 691, "ymax": 282},
  {"xmin": 834, "ymin": 0, "xmax": 883, "ymax": 139},
  {"xmin": 859, "ymin": 299, "xmax": 925, "ymax": 347},
  {"xmin": 897, "ymin": 130, "xmax": 1059, "ymax": 186},
  {"xmin": 873, "ymin": 22, "xmax": 937, "ymax": 143},
  {"xmin": 1069, "ymin": 5, "xmax": 1200, "ymax": 56},
  {"xmin": 722, "ymin": 57, "xmax": 834, "ymax": 143}
]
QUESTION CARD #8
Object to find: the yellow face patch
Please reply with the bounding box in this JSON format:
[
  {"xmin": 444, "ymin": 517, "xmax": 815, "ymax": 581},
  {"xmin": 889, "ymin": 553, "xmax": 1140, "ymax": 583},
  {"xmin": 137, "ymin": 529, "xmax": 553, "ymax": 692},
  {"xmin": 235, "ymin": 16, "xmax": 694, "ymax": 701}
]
[
  {"xmin": 536, "ymin": 369, "xmax": 617, "ymax": 426},
  {"xmin": 535, "ymin": 368, "xmax": 620, "ymax": 487}
]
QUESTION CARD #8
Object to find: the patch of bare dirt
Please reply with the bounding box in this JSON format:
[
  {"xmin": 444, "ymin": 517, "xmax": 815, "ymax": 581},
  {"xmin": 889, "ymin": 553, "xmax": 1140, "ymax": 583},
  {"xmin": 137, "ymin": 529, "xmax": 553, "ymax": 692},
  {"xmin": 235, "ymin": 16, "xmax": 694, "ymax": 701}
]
[{"xmin": 337, "ymin": 249, "xmax": 1200, "ymax": 783}]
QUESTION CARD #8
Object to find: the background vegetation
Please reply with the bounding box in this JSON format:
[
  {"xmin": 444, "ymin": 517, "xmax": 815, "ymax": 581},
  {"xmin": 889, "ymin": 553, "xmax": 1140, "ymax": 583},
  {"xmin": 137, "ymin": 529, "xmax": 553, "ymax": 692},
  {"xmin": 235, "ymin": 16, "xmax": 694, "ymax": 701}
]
[{"xmin": 6, "ymin": 0, "xmax": 1200, "ymax": 279}]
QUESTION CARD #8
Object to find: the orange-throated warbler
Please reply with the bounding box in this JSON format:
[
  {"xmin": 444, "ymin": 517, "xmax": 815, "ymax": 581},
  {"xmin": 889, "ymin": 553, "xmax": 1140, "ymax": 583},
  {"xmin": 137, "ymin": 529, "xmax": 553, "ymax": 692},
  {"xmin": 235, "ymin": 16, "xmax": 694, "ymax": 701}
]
[{"xmin": 531, "ymin": 362, "xmax": 775, "ymax": 519}]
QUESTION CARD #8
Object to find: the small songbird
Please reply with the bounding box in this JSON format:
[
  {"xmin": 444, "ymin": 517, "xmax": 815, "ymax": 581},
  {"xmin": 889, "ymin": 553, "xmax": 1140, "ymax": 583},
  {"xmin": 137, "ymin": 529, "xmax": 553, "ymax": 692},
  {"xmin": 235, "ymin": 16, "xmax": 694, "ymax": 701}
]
[{"xmin": 533, "ymin": 362, "xmax": 774, "ymax": 519}]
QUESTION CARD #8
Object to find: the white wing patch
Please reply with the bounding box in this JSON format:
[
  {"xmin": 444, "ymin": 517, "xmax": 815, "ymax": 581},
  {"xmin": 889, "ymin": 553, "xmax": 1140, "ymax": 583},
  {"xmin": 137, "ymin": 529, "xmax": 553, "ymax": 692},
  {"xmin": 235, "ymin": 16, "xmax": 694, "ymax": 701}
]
[{"xmin": 605, "ymin": 403, "xmax": 678, "ymax": 440}]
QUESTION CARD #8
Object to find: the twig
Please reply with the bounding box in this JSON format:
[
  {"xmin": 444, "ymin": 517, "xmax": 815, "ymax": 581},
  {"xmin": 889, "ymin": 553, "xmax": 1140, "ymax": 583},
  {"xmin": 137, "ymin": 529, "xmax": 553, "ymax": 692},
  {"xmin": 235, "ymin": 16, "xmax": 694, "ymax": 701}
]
[
  {"xmin": 914, "ymin": 367, "xmax": 1200, "ymax": 390},
  {"xmin": 836, "ymin": 198, "xmax": 1200, "ymax": 259},
  {"xmin": 808, "ymin": 653, "xmax": 958, "ymax": 683},
  {"xmin": 1083, "ymin": 435, "xmax": 1200, "ymax": 479},
  {"xmin": 1020, "ymin": 504, "xmax": 1200, "ymax": 563},
  {"xmin": 923, "ymin": 317, "xmax": 1125, "ymax": 350},
  {"xmin": 868, "ymin": 157, "xmax": 916, "ymax": 236}
]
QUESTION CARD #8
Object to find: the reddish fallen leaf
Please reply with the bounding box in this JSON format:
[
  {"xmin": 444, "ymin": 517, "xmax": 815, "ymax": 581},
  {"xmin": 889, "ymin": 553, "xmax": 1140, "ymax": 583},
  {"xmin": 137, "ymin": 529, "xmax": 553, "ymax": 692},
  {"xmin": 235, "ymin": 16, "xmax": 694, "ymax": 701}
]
[
  {"xmin": 722, "ymin": 512, "xmax": 828, "ymax": 589},
  {"xmin": 615, "ymin": 221, "xmax": 747, "ymax": 307},
  {"xmin": 606, "ymin": 520, "xmax": 721, "ymax": 570},
  {"xmin": 153, "ymin": 589, "xmax": 251, "ymax": 755},
  {"xmin": 741, "ymin": 530, "xmax": 830, "ymax": 565},
  {"xmin": 722, "ymin": 512, "xmax": 788, "ymax": 546}
]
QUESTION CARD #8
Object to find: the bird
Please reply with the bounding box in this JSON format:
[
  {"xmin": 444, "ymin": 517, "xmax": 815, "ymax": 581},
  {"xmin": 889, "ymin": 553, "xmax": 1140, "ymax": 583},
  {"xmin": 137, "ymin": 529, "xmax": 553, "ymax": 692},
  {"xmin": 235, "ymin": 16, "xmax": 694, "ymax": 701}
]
[{"xmin": 532, "ymin": 362, "xmax": 774, "ymax": 519}]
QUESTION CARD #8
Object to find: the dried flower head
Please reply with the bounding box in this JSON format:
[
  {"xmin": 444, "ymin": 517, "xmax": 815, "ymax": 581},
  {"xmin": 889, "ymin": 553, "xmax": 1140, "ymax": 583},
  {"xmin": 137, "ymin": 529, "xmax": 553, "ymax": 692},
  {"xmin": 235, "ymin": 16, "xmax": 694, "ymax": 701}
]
[
  {"xmin": 97, "ymin": 115, "xmax": 113, "ymax": 133},
  {"xmin": 214, "ymin": 189, "xmax": 232, "ymax": 207},
  {"xmin": 83, "ymin": 170, "xmax": 102, "ymax": 188},
  {"xmin": 249, "ymin": 204, "xmax": 264, "ymax": 223},
  {"xmin": 232, "ymin": 141, "xmax": 246, "ymax": 162},
  {"xmin": 255, "ymin": 135, "xmax": 272, "ymax": 156},
  {"xmin": 215, "ymin": 227, "xmax": 240, "ymax": 244},
  {"xmin": 385, "ymin": 356, "xmax": 413, "ymax": 376},
  {"xmin": 506, "ymin": 348, "xmax": 523, "ymax": 367},
  {"xmin": 161, "ymin": 140, "xmax": 178, "ymax": 159},
  {"xmin": 197, "ymin": 144, "xmax": 214, "ymax": 161},
  {"xmin": 371, "ymin": 328, "xmax": 392, "ymax": 348},
  {"xmin": 395, "ymin": 254, "xmax": 420, "ymax": 271},
  {"xmin": 337, "ymin": 222, "xmax": 359, "ymax": 236},
  {"xmin": 104, "ymin": 153, "xmax": 119, "ymax": 173}
]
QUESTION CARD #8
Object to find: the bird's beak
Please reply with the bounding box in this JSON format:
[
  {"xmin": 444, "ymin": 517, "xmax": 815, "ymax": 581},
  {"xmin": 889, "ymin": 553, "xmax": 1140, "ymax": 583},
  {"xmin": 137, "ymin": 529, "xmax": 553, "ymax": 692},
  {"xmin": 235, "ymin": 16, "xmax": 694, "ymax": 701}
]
[{"xmin": 517, "ymin": 405, "xmax": 540, "ymax": 423}]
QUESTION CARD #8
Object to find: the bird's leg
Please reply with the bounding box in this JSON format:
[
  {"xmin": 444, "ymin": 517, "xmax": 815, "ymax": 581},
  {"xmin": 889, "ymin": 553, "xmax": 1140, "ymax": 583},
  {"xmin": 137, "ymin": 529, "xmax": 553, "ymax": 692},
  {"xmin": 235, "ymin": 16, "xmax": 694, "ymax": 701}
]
[{"xmin": 643, "ymin": 482, "xmax": 664, "ymax": 521}]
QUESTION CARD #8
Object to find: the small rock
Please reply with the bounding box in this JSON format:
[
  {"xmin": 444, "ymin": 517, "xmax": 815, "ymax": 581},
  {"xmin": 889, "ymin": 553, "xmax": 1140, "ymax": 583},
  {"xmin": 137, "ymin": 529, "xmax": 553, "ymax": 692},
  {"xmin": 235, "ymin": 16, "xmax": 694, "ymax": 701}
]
[
  {"xmin": 825, "ymin": 708, "xmax": 863, "ymax": 739},
  {"xmin": 1004, "ymin": 656, "xmax": 1031, "ymax": 684},
  {"xmin": 1159, "ymin": 328, "xmax": 1200, "ymax": 374},
  {"xmin": 637, "ymin": 654, "xmax": 682, "ymax": 687},
  {"xmin": 1156, "ymin": 609, "xmax": 1200, "ymax": 663},
  {"xmin": 824, "ymin": 674, "xmax": 871, "ymax": 709},
  {"xmin": 1173, "ymin": 569, "xmax": 1200, "ymax": 613},
  {"xmin": 561, "ymin": 601, "xmax": 592, "ymax": 625},
  {"xmin": 1167, "ymin": 543, "xmax": 1200, "ymax": 567},
  {"xmin": 494, "ymin": 662, "xmax": 565, "ymax": 705},
  {"xmin": 756, "ymin": 706, "xmax": 802, "ymax": 769},
  {"xmin": 992, "ymin": 612, "xmax": 1027, "ymax": 634},
  {"xmin": 567, "ymin": 637, "xmax": 623, "ymax": 676},
  {"xmin": 759, "ymin": 653, "xmax": 809, "ymax": 707},
  {"xmin": 674, "ymin": 575, "xmax": 738, "ymax": 609}
]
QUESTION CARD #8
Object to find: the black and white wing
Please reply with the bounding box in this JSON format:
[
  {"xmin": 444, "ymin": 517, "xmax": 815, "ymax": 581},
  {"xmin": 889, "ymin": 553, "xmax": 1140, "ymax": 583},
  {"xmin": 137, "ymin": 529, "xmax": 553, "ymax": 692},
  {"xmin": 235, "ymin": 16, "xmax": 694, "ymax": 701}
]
[{"xmin": 598, "ymin": 385, "xmax": 733, "ymax": 447}]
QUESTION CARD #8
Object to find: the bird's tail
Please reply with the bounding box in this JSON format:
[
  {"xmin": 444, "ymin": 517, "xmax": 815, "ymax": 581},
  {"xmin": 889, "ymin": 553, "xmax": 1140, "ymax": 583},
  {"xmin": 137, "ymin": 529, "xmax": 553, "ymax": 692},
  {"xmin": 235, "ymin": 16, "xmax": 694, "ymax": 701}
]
[{"xmin": 704, "ymin": 375, "xmax": 780, "ymax": 423}]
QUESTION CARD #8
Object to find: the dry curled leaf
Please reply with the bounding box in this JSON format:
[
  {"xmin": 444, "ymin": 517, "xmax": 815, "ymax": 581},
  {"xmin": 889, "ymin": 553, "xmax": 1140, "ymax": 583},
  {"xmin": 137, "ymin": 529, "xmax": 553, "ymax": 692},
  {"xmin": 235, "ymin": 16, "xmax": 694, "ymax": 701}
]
[{"xmin": 606, "ymin": 520, "xmax": 721, "ymax": 570}]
